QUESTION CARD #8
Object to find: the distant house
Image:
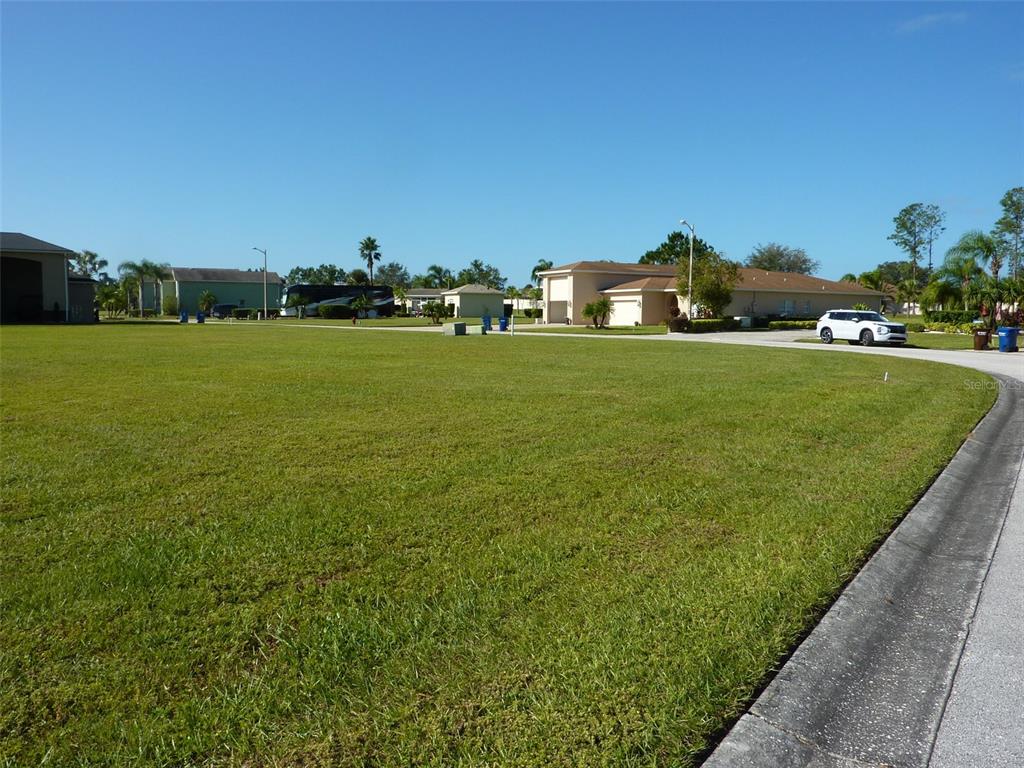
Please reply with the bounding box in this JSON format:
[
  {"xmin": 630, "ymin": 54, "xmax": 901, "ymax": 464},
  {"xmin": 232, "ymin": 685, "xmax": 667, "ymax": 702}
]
[
  {"xmin": 398, "ymin": 287, "xmax": 446, "ymax": 314},
  {"xmin": 440, "ymin": 284, "xmax": 506, "ymax": 319},
  {"xmin": 538, "ymin": 261, "xmax": 884, "ymax": 326},
  {"xmin": 158, "ymin": 268, "xmax": 283, "ymax": 314},
  {"xmin": 1, "ymin": 232, "xmax": 95, "ymax": 323}
]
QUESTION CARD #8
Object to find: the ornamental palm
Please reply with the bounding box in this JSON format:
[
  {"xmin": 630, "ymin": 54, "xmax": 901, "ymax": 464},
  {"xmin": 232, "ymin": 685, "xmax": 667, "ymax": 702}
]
[
  {"xmin": 895, "ymin": 279, "xmax": 920, "ymax": 316},
  {"xmin": 425, "ymin": 264, "xmax": 453, "ymax": 289},
  {"xmin": 359, "ymin": 237, "xmax": 381, "ymax": 285},
  {"xmin": 936, "ymin": 253, "xmax": 983, "ymax": 310},
  {"xmin": 118, "ymin": 261, "xmax": 147, "ymax": 316},
  {"xmin": 946, "ymin": 230, "xmax": 1002, "ymax": 279},
  {"xmin": 531, "ymin": 259, "xmax": 553, "ymax": 285},
  {"xmin": 145, "ymin": 260, "xmax": 171, "ymax": 313}
]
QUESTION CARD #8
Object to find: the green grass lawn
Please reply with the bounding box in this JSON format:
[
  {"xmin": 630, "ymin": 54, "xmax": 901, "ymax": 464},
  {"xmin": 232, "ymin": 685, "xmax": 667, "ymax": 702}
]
[{"xmin": 0, "ymin": 325, "xmax": 994, "ymax": 766}]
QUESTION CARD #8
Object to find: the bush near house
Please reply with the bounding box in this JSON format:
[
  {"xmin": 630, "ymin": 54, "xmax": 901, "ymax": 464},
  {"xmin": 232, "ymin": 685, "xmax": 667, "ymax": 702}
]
[
  {"xmin": 923, "ymin": 310, "xmax": 976, "ymax": 324},
  {"xmin": 906, "ymin": 322, "xmax": 925, "ymax": 333},
  {"xmin": 231, "ymin": 308, "xmax": 252, "ymax": 319},
  {"xmin": 162, "ymin": 296, "xmax": 180, "ymax": 316},
  {"xmin": 768, "ymin": 320, "xmax": 818, "ymax": 330},
  {"xmin": 688, "ymin": 318, "xmax": 739, "ymax": 333},
  {"xmin": 318, "ymin": 304, "xmax": 355, "ymax": 320}
]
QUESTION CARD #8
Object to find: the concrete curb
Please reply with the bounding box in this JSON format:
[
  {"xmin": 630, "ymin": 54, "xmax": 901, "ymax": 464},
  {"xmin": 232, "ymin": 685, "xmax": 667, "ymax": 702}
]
[{"xmin": 704, "ymin": 375, "xmax": 1024, "ymax": 768}]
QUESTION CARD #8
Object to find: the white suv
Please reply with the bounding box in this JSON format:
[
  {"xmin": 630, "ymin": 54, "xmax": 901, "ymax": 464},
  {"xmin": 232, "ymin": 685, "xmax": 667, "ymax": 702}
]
[{"xmin": 816, "ymin": 310, "xmax": 907, "ymax": 346}]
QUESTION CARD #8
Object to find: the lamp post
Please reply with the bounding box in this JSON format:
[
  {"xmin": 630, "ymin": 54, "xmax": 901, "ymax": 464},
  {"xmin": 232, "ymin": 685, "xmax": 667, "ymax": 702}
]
[
  {"xmin": 253, "ymin": 247, "xmax": 268, "ymax": 320},
  {"xmin": 679, "ymin": 220, "xmax": 695, "ymax": 319}
]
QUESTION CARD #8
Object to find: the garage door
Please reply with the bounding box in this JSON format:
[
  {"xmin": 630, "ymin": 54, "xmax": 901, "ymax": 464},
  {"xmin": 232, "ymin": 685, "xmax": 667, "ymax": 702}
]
[
  {"xmin": 547, "ymin": 300, "xmax": 567, "ymax": 323},
  {"xmin": 609, "ymin": 297, "xmax": 641, "ymax": 327}
]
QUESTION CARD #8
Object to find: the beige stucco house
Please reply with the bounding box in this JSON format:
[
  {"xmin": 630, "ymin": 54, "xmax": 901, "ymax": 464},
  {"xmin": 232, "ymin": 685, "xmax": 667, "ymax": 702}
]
[
  {"xmin": 441, "ymin": 284, "xmax": 506, "ymax": 319},
  {"xmin": 539, "ymin": 261, "xmax": 884, "ymax": 326}
]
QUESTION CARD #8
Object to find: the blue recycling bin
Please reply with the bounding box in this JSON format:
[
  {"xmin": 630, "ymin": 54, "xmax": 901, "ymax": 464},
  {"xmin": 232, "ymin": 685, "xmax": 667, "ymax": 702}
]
[
  {"xmin": 499, "ymin": 316, "xmax": 508, "ymax": 332},
  {"xmin": 179, "ymin": 310, "xmax": 188, "ymax": 323},
  {"xmin": 997, "ymin": 326, "xmax": 1019, "ymax": 353},
  {"xmin": 482, "ymin": 314, "xmax": 492, "ymax": 331},
  {"xmin": 196, "ymin": 312, "xmax": 205, "ymax": 324}
]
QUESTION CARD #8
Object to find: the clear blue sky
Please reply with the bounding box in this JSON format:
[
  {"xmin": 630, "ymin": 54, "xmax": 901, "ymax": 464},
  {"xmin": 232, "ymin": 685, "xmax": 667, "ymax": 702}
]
[{"xmin": 2, "ymin": 2, "xmax": 1021, "ymax": 284}]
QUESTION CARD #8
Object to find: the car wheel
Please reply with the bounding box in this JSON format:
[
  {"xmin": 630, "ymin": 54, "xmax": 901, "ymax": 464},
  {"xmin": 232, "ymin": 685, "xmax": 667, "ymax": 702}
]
[
  {"xmin": 860, "ymin": 329, "xmax": 874, "ymax": 347},
  {"xmin": 820, "ymin": 328, "xmax": 833, "ymax": 344}
]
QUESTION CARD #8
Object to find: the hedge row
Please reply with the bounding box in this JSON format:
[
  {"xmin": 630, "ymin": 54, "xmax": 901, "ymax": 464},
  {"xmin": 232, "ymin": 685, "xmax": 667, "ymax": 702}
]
[
  {"xmin": 923, "ymin": 310, "xmax": 975, "ymax": 324},
  {"xmin": 688, "ymin": 318, "xmax": 739, "ymax": 333},
  {"xmin": 767, "ymin": 320, "xmax": 817, "ymax": 330}
]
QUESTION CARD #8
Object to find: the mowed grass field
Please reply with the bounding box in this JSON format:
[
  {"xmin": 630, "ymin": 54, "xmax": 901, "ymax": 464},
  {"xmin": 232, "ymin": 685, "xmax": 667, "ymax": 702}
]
[{"xmin": 0, "ymin": 325, "xmax": 994, "ymax": 766}]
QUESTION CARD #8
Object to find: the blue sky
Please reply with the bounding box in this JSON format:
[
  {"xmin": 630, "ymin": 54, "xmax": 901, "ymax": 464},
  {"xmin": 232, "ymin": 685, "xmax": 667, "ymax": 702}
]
[{"xmin": 2, "ymin": 2, "xmax": 1021, "ymax": 284}]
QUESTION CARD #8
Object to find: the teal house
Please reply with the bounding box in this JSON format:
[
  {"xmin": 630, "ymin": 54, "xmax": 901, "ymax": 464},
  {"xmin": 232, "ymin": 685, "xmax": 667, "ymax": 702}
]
[{"xmin": 159, "ymin": 268, "xmax": 283, "ymax": 313}]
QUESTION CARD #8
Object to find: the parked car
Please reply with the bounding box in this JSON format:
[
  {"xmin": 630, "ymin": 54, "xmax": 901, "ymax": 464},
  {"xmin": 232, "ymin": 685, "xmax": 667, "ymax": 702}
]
[
  {"xmin": 816, "ymin": 310, "xmax": 907, "ymax": 346},
  {"xmin": 210, "ymin": 304, "xmax": 237, "ymax": 319}
]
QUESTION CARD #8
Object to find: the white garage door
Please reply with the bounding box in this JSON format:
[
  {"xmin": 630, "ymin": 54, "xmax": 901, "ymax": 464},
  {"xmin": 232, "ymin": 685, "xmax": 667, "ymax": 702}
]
[{"xmin": 609, "ymin": 297, "xmax": 641, "ymax": 327}]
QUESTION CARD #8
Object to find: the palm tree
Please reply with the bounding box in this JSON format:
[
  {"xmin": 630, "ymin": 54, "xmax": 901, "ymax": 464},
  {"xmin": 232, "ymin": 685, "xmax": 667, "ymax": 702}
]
[
  {"xmin": 918, "ymin": 279, "xmax": 960, "ymax": 313},
  {"xmin": 359, "ymin": 237, "xmax": 381, "ymax": 285},
  {"xmin": 118, "ymin": 261, "xmax": 146, "ymax": 316},
  {"xmin": 936, "ymin": 253, "xmax": 983, "ymax": 310},
  {"xmin": 425, "ymin": 264, "xmax": 453, "ymax": 289},
  {"xmin": 198, "ymin": 290, "xmax": 217, "ymax": 314},
  {"xmin": 531, "ymin": 259, "xmax": 553, "ymax": 285},
  {"xmin": 895, "ymin": 279, "xmax": 919, "ymax": 316},
  {"xmin": 946, "ymin": 230, "xmax": 1002, "ymax": 279},
  {"xmin": 506, "ymin": 286, "xmax": 521, "ymax": 315},
  {"xmin": 857, "ymin": 270, "xmax": 895, "ymax": 314},
  {"xmin": 393, "ymin": 286, "xmax": 408, "ymax": 313},
  {"xmin": 839, "ymin": 273, "xmax": 858, "ymax": 283},
  {"xmin": 145, "ymin": 260, "xmax": 171, "ymax": 314}
]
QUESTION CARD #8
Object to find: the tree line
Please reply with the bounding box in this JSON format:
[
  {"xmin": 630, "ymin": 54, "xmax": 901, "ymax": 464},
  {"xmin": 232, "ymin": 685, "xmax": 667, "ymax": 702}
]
[{"xmin": 844, "ymin": 188, "xmax": 1023, "ymax": 320}]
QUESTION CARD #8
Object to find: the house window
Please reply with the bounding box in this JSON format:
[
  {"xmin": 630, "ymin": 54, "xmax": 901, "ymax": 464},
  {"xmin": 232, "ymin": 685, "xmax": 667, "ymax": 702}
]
[
  {"xmin": 803, "ymin": 300, "xmax": 812, "ymax": 315},
  {"xmin": 781, "ymin": 299, "xmax": 795, "ymax": 314}
]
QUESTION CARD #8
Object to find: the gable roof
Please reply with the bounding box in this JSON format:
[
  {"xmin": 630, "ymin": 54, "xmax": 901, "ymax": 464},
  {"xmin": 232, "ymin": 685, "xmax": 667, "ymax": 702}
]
[
  {"xmin": 405, "ymin": 287, "xmax": 445, "ymax": 297},
  {"xmin": 601, "ymin": 276, "xmax": 677, "ymax": 292},
  {"xmin": 542, "ymin": 261, "xmax": 678, "ymax": 277},
  {"xmin": 170, "ymin": 267, "xmax": 283, "ymax": 284},
  {"xmin": 545, "ymin": 260, "xmax": 880, "ymax": 295},
  {"xmin": 441, "ymin": 283, "xmax": 505, "ymax": 295},
  {"xmin": 0, "ymin": 232, "xmax": 75, "ymax": 255}
]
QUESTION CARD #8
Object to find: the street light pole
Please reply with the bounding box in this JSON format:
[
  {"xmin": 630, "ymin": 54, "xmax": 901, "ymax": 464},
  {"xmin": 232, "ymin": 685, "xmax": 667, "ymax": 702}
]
[
  {"xmin": 253, "ymin": 247, "xmax": 268, "ymax": 320},
  {"xmin": 680, "ymin": 220, "xmax": 695, "ymax": 319}
]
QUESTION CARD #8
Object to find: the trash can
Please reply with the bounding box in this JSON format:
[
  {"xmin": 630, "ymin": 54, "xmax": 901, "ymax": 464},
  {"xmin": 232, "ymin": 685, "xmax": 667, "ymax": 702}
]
[
  {"xmin": 498, "ymin": 317, "xmax": 508, "ymax": 332},
  {"xmin": 997, "ymin": 326, "xmax": 1020, "ymax": 353},
  {"xmin": 179, "ymin": 310, "xmax": 189, "ymax": 324},
  {"xmin": 196, "ymin": 312, "xmax": 205, "ymax": 324},
  {"xmin": 482, "ymin": 314, "xmax": 492, "ymax": 331},
  {"xmin": 973, "ymin": 329, "xmax": 990, "ymax": 350}
]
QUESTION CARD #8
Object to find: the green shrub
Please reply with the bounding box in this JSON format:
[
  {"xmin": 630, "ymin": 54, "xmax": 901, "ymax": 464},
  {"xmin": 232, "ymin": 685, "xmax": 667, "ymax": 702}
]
[
  {"xmin": 231, "ymin": 308, "xmax": 251, "ymax": 319},
  {"xmin": 523, "ymin": 308, "xmax": 543, "ymax": 319},
  {"xmin": 162, "ymin": 295, "xmax": 180, "ymax": 316},
  {"xmin": 767, "ymin": 320, "xmax": 817, "ymax": 330},
  {"xmin": 923, "ymin": 310, "xmax": 975, "ymax": 324},
  {"xmin": 318, "ymin": 304, "xmax": 354, "ymax": 319},
  {"xmin": 665, "ymin": 316, "xmax": 691, "ymax": 333},
  {"xmin": 906, "ymin": 322, "xmax": 925, "ymax": 333},
  {"xmin": 688, "ymin": 318, "xmax": 738, "ymax": 333}
]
